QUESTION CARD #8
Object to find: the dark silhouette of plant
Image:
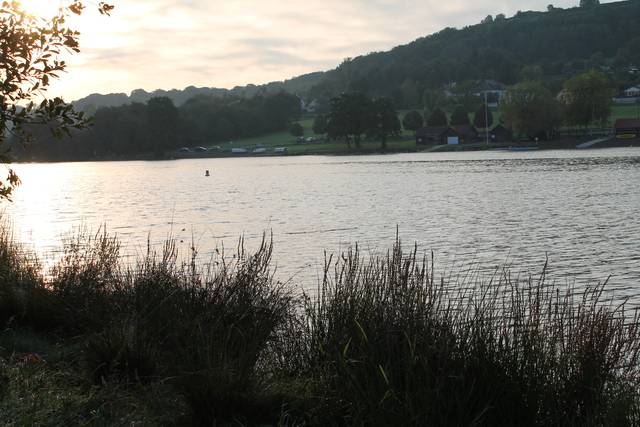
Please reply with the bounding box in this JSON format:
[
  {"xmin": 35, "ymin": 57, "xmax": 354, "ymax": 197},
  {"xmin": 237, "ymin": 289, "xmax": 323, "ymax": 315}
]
[
  {"xmin": 402, "ymin": 110, "xmax": 424, "ymax": 134},
  {"xmin": 426, "ymin": 107, "xmax": 447, "ymax": 126}
]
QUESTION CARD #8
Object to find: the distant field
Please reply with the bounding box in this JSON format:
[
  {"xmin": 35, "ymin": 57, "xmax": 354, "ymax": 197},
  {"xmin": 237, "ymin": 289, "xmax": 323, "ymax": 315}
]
[
  {"xmin": 610, "ymin": 103, "xmax": 640, "ymax": 124},
  {"xmin": 190, "ymin": 112, "xmax": 422, "ymax": 155}
]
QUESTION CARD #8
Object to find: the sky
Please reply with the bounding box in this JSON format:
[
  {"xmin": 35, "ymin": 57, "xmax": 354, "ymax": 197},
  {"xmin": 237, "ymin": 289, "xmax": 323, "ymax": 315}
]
[{"xmin": 22, "ymin": 0, "xmax": 615, "ymax": 102}]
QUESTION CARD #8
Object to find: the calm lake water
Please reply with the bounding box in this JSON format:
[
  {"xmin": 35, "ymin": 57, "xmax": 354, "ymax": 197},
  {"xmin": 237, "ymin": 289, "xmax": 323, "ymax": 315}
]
[{"xmin": 4, "ymin": 148, "xmax": 640, "ymax": 305}]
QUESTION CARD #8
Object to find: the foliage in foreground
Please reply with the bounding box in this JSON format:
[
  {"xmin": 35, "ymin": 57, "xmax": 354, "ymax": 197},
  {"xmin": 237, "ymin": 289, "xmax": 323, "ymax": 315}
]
[
  {"xmin": 0, "ymin": 1, "xmax": 113, "ymax": 199},
  {"xmin": 0, "ymin": 224, "xmax": 639, "ymax": 426}
]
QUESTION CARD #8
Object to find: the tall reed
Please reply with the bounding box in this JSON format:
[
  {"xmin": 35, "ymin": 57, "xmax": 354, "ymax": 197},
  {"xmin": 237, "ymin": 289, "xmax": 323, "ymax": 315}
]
[
  {"xmin": 0, "ymin": 220, "xmax": 48, "ymax": 328},
  {"xmin": 289, "ymin": 240, "xmax": 640, "ymax": 426},
  {"xmin": 172, "ymin": 236, "xmax": 294, "ymax": 425}
]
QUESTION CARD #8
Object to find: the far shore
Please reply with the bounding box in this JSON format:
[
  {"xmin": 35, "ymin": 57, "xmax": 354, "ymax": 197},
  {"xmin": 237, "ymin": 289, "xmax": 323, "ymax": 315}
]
[
  {"xmin": 15, "ymin": 136, "xmax": 640, "ymax": 164},
  {"xmin": 424, "ymin": 136, "xmax": 640, "ymax": 151}
]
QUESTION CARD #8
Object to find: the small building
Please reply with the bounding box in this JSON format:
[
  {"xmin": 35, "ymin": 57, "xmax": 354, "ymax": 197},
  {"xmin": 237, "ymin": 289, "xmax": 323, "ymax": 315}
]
[
  {"xmin": 613, "ymin": 118, "xmax": 640, "ymax": 138},
  {"xmin": 305, "ymin": 99, "xmax": 321, "ymax": 113},
  {"xmin": 415, "ymin": 125, "xmax": 478, "ymax": 145},
  {"xmin": 489, "ymin": 124, "xmax": 513, "ymax": 142},
  {"xmin": 451, "ymin": 124, "xmax": 478, "ymax": 144},
  {"xmin": 477, "ymin": 79, "xmax": 508, "ymax": 106},
  {"xmin": 415, "ymin": 126, "xmax": 458, "ymax": 145},
  {"xmin": 622, "ymin": 86, "xmax": 640, "ymax": 98}
]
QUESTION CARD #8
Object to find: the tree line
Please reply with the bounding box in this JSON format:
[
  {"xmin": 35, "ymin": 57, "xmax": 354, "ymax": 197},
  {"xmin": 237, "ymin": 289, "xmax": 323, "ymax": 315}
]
[
  {"xmin": 500, "ymin": 68, "xmax": 615, "ymax": 139},
  {"xmin": 12, "ymin": 66, "xmax": 614, "ymax": 164},
  {"xmin": 319, "ymin": 93, "xmax": 401, "ymax": 151},
  {"xmin": 393, "ymin": 68, "xmax": 615, "ymax": 141},
  {"xmin": 11, "ymin": 92, "xmax": 302, "ymax": 161}
]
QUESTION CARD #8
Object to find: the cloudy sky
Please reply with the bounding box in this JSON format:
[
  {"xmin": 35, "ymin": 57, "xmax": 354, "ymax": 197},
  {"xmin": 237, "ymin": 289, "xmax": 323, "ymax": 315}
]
[{"xmin": 25, "ymin": 0, "xmax": 614, "ymax": 102}]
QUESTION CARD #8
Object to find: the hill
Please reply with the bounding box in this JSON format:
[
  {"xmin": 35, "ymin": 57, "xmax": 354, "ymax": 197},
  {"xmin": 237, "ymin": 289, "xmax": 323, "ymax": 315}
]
[
  {"xmin": 304, "ymin": 0, "xmax": 640, "ymax": 108},
  {"xmin": 72, "ymin": 72, "xmax": 326, "ymax": 112},
  {"xmin": 71, "ymin": 1, "xmax": 640, "ymax": 112}
]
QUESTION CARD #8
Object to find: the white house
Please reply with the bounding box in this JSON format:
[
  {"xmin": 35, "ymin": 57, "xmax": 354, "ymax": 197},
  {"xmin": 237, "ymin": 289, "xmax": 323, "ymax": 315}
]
[{"xmin": 477, "ymin": 79, "xmax": 508, "ymax": 107}]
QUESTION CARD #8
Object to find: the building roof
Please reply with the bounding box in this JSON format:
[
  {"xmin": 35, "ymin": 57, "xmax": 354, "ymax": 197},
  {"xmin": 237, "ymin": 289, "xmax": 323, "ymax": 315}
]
[
  {"xmin": 477, "ymin": 79, "xmax": 508, "ymax": 91},
  {"xmin": 490, "ymin": 123, "xmax": 511, "ymax": 132},
  {"xmin": 614, "ymin": 118, "xmax": 640, "ymax": 128}
]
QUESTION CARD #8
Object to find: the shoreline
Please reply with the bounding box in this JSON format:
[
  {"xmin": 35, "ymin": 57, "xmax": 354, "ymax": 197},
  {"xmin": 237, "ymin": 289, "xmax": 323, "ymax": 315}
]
[
  {"xmin": 539, "ymin": 136, "xmax": 640, "ymax": 150},
  {"xmin": 14, "ymin": 136, "xmax": 640, "ymax": 164}
]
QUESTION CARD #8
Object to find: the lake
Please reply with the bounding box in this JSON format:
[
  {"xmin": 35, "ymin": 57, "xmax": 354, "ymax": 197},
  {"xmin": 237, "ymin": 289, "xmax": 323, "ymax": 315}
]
[{"xmin": 4, "ymin": 148, "xmax": 640, "ymax": 305}]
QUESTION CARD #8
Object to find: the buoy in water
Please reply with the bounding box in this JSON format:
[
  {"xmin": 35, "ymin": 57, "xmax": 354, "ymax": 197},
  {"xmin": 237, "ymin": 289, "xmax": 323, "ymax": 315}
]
[{"xmin": 205, "ymin": 170, "xmax": 210, "ymax": 176}]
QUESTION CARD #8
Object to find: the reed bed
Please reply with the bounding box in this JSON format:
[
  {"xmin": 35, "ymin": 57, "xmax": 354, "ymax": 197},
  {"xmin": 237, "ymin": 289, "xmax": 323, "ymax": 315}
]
[{"xmin": 0, "ymin": 224, "xmax": 638, "ymax": 426}]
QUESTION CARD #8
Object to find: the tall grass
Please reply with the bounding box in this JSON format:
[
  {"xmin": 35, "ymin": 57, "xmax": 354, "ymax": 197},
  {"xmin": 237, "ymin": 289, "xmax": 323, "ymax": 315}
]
[
  {"xmin": 289, "ymin": 242, "xmax": 640, "ymax": 426},
  {"xmin": 0, "ymin": 223, "xmax": 638, "ymax": 425},
  {"xmin": 0, "ymin": 221, "xmax": 48, "ymax": 328}
]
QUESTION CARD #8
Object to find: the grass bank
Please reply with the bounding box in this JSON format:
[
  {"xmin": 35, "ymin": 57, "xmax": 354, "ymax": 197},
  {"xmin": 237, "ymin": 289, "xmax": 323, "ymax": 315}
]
[{"xmin": 0, "ymin": 224, "xmax": 639, "ymax": 425}]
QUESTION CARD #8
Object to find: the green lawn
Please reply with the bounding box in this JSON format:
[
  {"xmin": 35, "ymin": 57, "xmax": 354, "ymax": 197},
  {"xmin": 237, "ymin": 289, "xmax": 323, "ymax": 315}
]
[{"xmin": 610, "ymin": 103, "xmax": 640, "ymax": 123}]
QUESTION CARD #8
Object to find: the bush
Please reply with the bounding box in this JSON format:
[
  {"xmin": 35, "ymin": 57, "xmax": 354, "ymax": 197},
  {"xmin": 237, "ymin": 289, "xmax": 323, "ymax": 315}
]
[{"xmin": 174, "ymin": 237, "xmax": 294, "ymax": 424}]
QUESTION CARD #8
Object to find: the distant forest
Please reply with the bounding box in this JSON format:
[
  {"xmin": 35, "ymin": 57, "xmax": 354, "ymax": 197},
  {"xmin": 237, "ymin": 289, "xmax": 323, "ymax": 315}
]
[
  {"xmin": 305, "ymin": 0, "xmax": 640, "ymax": 108},
  {"xmin": 13, "ymin": 0, "xmax": 640, "ymax": 161},
  {"xmin": 12, "ymin": 92, "xmax": 302, "ymax": 161}
]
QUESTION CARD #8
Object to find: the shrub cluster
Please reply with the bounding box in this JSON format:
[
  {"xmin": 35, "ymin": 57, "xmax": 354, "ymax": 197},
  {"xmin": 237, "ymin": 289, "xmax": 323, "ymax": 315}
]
[{"xmin": 0, "ymin": 224, "xmax": 639, "ymax": 425}]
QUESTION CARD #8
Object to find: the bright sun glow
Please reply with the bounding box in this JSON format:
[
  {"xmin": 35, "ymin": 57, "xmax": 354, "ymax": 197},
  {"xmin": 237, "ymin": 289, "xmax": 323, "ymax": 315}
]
[{"xmin": 18, "ymin": 0, "xmax": 62, "ymax": 17}]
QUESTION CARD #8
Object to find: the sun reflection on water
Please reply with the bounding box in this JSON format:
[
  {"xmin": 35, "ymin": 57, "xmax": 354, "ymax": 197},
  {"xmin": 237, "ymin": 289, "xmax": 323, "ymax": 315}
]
[{"xmin": 4, "ymin": 164, "xmax": 79, "ymax": 271}]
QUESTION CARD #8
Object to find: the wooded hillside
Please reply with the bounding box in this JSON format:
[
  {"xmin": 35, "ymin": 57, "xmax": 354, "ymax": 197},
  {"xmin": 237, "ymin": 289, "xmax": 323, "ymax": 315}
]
[{"xmin": 305, "ymin": 0, "xmax": 640, "ymax": 109}]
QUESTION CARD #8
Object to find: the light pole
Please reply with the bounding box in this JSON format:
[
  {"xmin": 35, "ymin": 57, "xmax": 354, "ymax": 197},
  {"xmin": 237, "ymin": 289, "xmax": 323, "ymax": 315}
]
[{"xmin": 485, "ymin": 92, "xmax": 489, "ymax": 144}]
